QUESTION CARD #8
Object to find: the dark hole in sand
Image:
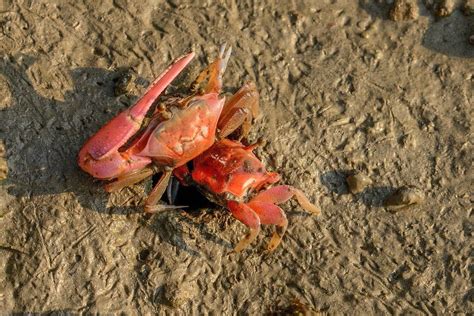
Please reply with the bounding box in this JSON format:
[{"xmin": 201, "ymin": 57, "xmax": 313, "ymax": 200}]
[
  {"xmin": 137, "ymin": 249, "xmax": 150, "ymax": 262},
  {"xmin": 151, "ymin": 173, "xmax": 214, "ymax": 210}
]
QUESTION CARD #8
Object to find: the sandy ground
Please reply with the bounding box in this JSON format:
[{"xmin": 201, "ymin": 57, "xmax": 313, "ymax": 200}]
[{"xmin": 0, "ymin": 0, "xmax": 473, "ymax": 314}]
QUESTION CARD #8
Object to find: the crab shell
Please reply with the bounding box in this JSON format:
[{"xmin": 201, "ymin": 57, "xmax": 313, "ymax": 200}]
[{"xmin": 190, "ymin": 139, "xmax": 280, "ymax": 203}]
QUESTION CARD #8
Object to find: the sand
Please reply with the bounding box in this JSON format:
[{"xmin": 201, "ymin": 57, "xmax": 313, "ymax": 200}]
[{"xmin": 0, "ymin": 0, "xmax": 472, "ymax": 314}]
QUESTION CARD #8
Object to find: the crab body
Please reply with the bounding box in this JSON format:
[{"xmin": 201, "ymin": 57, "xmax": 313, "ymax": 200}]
[
  {"xmin": 175, "ymin": 139, "xmax": 320, "ymax": 252},
  {"xmin": 78, "ymin": 45, "xmax": 259, "ymax": 212},
  {"xmin": 79, "ymin": 92, "xmax": 224, "ymax": 180},
  {"xmin": 190, "ymin": 139, "xmax": 279, "ymax": 201}
]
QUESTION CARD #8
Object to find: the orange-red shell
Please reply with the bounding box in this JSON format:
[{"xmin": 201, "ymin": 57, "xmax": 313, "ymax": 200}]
[{"xmin": 190, "ymin": 139, "xmax": 279, "ymax": 199}]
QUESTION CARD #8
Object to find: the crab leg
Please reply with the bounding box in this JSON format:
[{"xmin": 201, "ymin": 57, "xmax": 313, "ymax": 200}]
[
  {"xmin": 144, "ymin": 170, "xmax": 173, "ymax": 213},
  {"xmin": 227, "ymin": 201, "xmax": 261, "ymax": 252},
  {"xmin": 247, "ymin": 201, "xmax": 288, "ymax": 251},
  {"xmin": 250, "ymin": 185, "xmax": 321, "ymax": 215},
  {"xmin": 104, "ymin": 167, "xmax": 154, "ymax": 192},
  {"xmin": 247, "ymin": 185, "xmax": 320, "ymax": 250},
  {"xmin": 166, "ymin": 176, "xmax": 180, "ymax": 204},
  {"xmin": 78, "ymin": 52, "xmax": 195, "ymax": 179},
  {"xmin": 217, "ymin": 81, "xmax": 259, "ymax": 139}
]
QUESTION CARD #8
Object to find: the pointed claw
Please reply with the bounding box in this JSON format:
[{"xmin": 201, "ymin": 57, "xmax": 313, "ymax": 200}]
[
  {"xmin": 204, "ymin": 45, "xmax": 232, "ymax": 94},
  {"xmin": 219, "ymin": 43, "xmax": 227, "ymax": 58},
  {"xmin": 219, "ymin": 43, "xmax": 232, "ymax": 75},
  {"xmin": 83, "ymin": 52, "xmax": 194, "ymax": 161},
  {"xmin": 130, "ymin": 52, "xmax": 195, "ymax": 119}
]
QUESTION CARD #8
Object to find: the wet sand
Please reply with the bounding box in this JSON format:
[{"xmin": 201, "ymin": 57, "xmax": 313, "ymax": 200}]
[{"xmin": 0, "ymin": 1, "xmax": 473, "ymax": 314}]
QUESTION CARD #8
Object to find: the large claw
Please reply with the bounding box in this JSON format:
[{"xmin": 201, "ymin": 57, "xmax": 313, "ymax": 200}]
[{"xmin": 78, "ymin": 52, "xmax": 195, "ymax": 179}]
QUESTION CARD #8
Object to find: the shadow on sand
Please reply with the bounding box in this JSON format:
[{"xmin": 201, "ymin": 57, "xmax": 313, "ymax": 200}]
[
  {"xmin": 320, "ymin": 170, "xmax": 395, "ymax": 207},
  {"xmin": 0, "ymin": 54, "xmax": 225, "ymax": 254},
  {"xmin": 359, "ymin": 0, "xmax": 474, "ymax": 58}
]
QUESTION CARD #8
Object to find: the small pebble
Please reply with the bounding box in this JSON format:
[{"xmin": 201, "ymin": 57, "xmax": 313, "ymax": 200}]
[
  {"xmin": 435, "ymin": 0, "xmax": 455, "ymax": 17},
  {"xmin": 114, "ymin": 70, "xmax": 137, "ymax": 96},
  {"xmin": 389, "ymin": 0, "xmax": 419, "ymax": 21},
  {"xmin": 163, "ymin": 281, "xmax": 197, "ymax": 308},
  {"xmin": 346, "ymin": 174, "xmax": 372, "ymax": 194},
  {"xmin": 463, "ymin": 0, "xmax": 474, "ymax": 15},
  {"xmin": 384, "ymin": 186, "xmax": 424, "ymax": 210}
]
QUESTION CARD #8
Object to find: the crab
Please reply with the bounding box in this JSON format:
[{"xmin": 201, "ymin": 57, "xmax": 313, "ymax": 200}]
[
  {"xmin": 174, "ymin": 139, "xmax": 321, "ymax": 252},
  {"xmin": 78, "ymin": 45, "xmax": 259, "ymax": 212}
]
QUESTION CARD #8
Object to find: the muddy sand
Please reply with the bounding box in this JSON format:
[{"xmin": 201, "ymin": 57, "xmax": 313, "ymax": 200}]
[{"xmin": 0, "ymin": 0, "xmax": 473, "ymax": 314}]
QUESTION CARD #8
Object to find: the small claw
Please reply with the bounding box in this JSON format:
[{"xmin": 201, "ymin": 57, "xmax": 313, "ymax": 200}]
[
  {"xmin": 217, "ymin": 81, "xmax": 259, "ymax": 139},
  {"xmin": 219, "ymin": 43, "xmax": 232, "ymax": 75},
  {"xmin": 204, "ymin": 44, "xmax": 232, "ymax": 94}
]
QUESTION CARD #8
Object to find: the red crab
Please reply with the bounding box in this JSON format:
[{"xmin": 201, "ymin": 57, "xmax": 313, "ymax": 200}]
[
  {"xmin": 174, "ymin": 139, "xmax": 321, "ymax": 252},
  {"xmin": 78, "ymin": 45, "xmax": 259, "ymax": 212}
]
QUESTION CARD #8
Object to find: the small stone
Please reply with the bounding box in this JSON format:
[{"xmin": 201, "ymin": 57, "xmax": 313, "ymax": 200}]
[
  {"xmin": 462, "ymin": 0, "xmax": 474, "ymax": 15},
  {"xmin": 162, "ymin": 281, "xmax": 197, "ymax": 308},
  {"xmin": 469, "ymin": 34, "xmax": 474, "ymax": 45},
  {"xmin": 114, "ymin": 70, "xmax": 137, "ymax": 96},
  {"xmin": 360, "ymin": 31, "xmax": 370, "ymax": 39},
  {"xmin": 346, "ymin": 174, "xmax": 372, "ymax": 194},
  {"xmin": 384, "ymin": 186, "xmax": 424, "ymax": 210},
  {"xmin": 389, "ymin": 0, "xmax": 419, "ymax": 21},
  {"xmin": 435, "ymin": 0, "xmax": 455, "ymax": 17}
]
